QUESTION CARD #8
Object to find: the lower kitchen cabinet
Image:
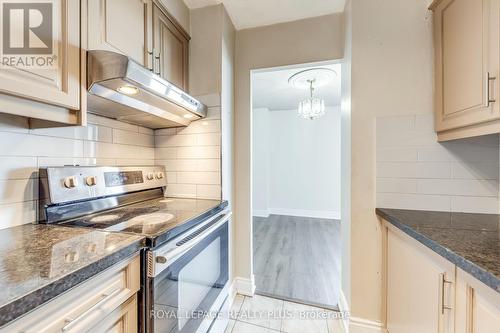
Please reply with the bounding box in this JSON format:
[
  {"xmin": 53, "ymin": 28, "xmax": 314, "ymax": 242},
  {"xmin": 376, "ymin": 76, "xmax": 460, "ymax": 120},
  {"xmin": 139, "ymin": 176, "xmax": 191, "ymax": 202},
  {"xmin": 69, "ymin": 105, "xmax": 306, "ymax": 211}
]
[
  {"xmin": 1, "ymin": 255, "xmax": 140, "ymax": 333},
  {"xmin": 88, "ymin": 294, "xmax": 138, "ymax": 333},
  {"xmin": 455, "ymin": 268, "xmax": 500, "ymax": 333},
  {"xmin": 384, "ymin": 224, "xmax": 455, "ymax": 333},
  {"xmin": 382, "ymin": 220, "xmax": 500, "ymax": 333}
]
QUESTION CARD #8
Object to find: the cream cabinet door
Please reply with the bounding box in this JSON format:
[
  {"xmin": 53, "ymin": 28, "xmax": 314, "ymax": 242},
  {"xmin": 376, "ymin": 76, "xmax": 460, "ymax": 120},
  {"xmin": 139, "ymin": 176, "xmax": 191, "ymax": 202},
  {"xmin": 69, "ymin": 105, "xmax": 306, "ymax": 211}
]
[
  {"xmin": 385, "ymin": 225, "xmax": 455, "ymax": 333},
  {"xmin": 89, "ymin": 295, "xmax": 138, "ymax": 333},
  {"xmin": 87, "ymin": 0, "xmax": 147, "ymax": 65},
  {"xmin": 0, "ymin": 0, "xmax": 80, "ymax": 109},
  {"xmin": 455, "ymin": 268, "xmax": 500, "ymax": 333},
  {"xmin": 432, "ymin": 0, "xmax": 500, "ymax": 132},
  {"xmin": 152, "ymin": 3, "xmax": 189, "ymax": 90}
]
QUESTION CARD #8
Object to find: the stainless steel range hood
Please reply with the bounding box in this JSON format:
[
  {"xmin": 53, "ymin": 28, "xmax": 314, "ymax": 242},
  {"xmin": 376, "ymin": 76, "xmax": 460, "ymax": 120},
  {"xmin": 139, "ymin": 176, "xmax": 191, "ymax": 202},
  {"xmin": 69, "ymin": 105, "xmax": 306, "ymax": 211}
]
[{"xmin": 87, "ymin": 50, "xmax": 207, "ymax": 129}]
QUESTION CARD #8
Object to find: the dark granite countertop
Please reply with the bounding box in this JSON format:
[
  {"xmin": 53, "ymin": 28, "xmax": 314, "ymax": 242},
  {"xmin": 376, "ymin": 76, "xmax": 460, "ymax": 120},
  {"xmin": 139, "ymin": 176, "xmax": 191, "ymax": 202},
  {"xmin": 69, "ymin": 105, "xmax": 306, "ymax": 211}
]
[
  {"xmin": 376, "ymin": 208, "xmax": 499, "ymax": 293},
  {"xmin": 0, "ymin": 224, "xmax": 144, "ymax": 328}
]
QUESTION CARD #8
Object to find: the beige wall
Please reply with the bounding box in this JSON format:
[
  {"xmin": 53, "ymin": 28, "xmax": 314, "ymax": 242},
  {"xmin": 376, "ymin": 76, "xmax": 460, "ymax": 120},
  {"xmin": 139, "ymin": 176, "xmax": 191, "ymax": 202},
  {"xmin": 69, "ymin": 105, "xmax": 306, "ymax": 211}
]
[
  {"xmin": 189, "ymin": 5, "xmax": 223, "ymax": 96},
  {"xmin": 233, "ymin": 14, "xmax": 344, "ymax": 282},
  {"xmin": 159, "ymin": 0, "xmax": 190, "ymax": 34},
  {"xmin": 349, "ymin": 0, "xmax": 434, "ymax": 325}
]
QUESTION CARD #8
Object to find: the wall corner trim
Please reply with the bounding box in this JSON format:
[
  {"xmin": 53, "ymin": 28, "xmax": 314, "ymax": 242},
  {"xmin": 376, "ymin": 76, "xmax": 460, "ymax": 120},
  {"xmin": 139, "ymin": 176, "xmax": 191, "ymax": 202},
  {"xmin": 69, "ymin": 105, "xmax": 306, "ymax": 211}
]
[{"xmin": 233, "ymin": 276, "xmax": 256, "ymax": 296}]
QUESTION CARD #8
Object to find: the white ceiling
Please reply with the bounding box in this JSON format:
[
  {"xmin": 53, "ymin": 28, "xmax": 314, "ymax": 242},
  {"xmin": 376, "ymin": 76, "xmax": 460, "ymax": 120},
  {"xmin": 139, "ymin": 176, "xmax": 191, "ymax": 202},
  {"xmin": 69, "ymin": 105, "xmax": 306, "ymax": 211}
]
[
  {"xmin": 183, "ymin": 0, "xmax": 346, "ymax": 29},
  {"xmin": 252, "ymin": 63, "xmax": 341, "ymax": 111}
]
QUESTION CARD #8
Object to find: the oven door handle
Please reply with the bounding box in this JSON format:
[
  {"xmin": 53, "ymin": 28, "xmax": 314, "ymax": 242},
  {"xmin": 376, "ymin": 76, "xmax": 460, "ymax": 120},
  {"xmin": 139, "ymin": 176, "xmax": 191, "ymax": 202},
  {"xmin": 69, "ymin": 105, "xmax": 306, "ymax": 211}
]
[{"xmin": 155, "ymin": 212, "xmax": 231, "ymax": 268}]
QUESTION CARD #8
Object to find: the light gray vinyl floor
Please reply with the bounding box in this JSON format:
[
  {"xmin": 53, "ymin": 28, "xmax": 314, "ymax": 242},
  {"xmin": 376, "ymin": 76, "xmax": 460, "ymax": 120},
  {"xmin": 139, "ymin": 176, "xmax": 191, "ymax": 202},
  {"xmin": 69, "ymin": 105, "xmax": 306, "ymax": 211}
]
[{"xmin": 253, "ymin": 215, "xmax": 341, "ymax": 310}]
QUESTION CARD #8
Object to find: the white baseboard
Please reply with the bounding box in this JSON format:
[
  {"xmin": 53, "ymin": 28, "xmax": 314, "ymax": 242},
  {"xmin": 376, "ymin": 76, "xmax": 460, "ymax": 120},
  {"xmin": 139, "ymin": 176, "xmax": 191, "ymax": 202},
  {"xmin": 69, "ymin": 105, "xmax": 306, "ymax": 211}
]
[
  {"xmin": 337, "ymin": 290, "xmax": 386, "ymax": 333},
  {"xmin": 350, "ymin": 317, "xmax": 386, "ymax": 333},
  {"xmin": 233, "ymin": 276, "xmax": 256, "ymax": 296},
  {"xmin": 267, "ymin": 208, "xmax": 341, "ymax": 219},
  {"xmin": 338, "ymin": 290, "xmax": 350, "ymax": 333},
  {"xmin": 252, "ymin": 209, "xmax": 270, "ymax": 218}
]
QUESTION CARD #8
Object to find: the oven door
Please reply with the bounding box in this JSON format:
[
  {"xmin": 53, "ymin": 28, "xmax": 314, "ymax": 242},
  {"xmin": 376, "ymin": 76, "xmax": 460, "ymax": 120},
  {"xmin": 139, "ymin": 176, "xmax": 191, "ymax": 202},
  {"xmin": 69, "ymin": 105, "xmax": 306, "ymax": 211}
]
[{"xmin": 147, "ymin": 212, "xmax": 230, "ymax": 333}]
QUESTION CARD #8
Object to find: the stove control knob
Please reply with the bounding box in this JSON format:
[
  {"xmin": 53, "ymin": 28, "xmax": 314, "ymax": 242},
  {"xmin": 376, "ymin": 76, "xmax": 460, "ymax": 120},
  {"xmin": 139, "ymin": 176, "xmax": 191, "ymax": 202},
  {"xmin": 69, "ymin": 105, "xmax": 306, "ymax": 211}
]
[
  {"xmin": 156, "ymin": 256, "xmax": 167, "ymax": 264},
  {"xmin": 156, "ymin": 172, "xmax": 164, "ymax": 180},
  {"xmin": 64, "ymin": 176, "xmax": 78, "ymax": 188},
  {"xmin": 85, "ymin": 176, "xmax": 97, "ymax": 186},
  {"xmin": 147, "ymin": 172, "xmax": 155, "ymax": 180}
]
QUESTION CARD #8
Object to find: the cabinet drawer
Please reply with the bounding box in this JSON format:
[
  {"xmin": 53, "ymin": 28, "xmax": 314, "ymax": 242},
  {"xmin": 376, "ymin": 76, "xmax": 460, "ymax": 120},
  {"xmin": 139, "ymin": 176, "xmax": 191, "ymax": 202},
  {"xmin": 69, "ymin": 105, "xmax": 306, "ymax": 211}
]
[
  {"xmin": 2, "ymin": 255, "xmax": 140, "ymax": 333},
  {"xmin": 88, "ymin": 295, "xmax": 138, "ymax": 333}
]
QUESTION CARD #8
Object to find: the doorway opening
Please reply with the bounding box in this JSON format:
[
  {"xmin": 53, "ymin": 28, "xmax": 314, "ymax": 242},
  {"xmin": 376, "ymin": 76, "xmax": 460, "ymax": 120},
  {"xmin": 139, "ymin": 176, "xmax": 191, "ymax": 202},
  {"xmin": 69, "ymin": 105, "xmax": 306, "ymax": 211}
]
[{"xmin": 251, "ymin": 61, "xmax": 342, "ymax": 310}]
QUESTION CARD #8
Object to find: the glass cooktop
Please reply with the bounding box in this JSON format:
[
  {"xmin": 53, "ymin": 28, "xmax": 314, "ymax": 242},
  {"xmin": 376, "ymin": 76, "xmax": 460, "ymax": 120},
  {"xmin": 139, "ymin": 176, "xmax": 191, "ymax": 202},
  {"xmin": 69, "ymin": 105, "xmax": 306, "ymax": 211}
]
[{"xmin": 59, "ymin": 197, "xmax": 226, "ymax": 247}]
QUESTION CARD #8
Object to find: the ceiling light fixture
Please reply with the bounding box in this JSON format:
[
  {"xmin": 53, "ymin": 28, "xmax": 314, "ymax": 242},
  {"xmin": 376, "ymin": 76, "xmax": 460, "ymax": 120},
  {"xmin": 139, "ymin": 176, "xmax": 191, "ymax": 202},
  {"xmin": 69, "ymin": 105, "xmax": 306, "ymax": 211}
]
[
  {"xmin": 298, "ymin": 79, "xmax": 325, "ymax": 120},
  {"xmin": 288, "ymin": 68, "xmax": 336, "ymax": 120},
  {"xmin": 183, "ymin": 114, "xmax": 195, "ymax": 119}
]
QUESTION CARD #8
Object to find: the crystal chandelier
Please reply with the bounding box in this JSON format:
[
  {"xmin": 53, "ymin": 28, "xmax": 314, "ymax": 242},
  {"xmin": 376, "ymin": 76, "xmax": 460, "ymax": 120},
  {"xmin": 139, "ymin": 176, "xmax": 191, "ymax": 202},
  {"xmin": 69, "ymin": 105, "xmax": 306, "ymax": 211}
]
[{"xmin": 298, "ymin": 79, "xmax": 325, "ymax": 120}]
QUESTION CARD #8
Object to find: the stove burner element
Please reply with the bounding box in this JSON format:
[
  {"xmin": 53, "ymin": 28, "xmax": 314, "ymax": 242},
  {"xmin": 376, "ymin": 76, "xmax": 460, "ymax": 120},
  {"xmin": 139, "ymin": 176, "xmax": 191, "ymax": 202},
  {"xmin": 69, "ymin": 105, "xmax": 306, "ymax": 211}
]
[
  {"xmin": 128, "ymin": 213, "xmax": 175, "ymax": 225},
  {"xmin": 104, "ymin": 212, "xmax": 175, "ymax": 232},
  {"xmin": 90, "ymin": 214, "xmax": 121, "ymax": 223}
]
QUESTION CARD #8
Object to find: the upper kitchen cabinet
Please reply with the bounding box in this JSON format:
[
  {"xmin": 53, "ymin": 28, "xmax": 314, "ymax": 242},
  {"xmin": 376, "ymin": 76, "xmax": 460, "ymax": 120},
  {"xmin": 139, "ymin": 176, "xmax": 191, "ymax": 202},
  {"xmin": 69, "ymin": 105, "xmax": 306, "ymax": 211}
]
[
  {"xmin": 87, "ymin": 0, "xmax": 147, "ymax": 66},
  {"xmin": 0, "ymin": 0, "xmax": 81, "ymax": 118},
  {"xmin": 431, "ymin": 0, "xmax": 500, "ymax": 141},
  {"xmin": 86, "ymin": 0, "xmax": 190, "ymax": 90},
  {"xmin": 152, "ymin": 3, "xmax": 190, "ymax": 90}
]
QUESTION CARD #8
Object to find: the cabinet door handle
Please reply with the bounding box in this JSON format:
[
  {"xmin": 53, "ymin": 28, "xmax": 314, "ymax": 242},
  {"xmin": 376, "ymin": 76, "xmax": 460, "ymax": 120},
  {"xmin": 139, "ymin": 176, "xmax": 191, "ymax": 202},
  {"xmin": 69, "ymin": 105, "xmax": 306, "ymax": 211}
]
[
  {"xmin": 147, "ymin": 50, "xmax": 154, "ymax": 72},
  {"xmin": 440, "ymin": 273, "xmax": 453, "ymax": 315},
  {"xmin": 486, "ymin": 72, "xmax": 496, "ymax": 106},
  {"xmin": 61, "ymin": 288, "xmax": 121, "ymax": 331},
  {"xmin": 155, "ymin": 52, "xmax": 161, "ymax": 76}
]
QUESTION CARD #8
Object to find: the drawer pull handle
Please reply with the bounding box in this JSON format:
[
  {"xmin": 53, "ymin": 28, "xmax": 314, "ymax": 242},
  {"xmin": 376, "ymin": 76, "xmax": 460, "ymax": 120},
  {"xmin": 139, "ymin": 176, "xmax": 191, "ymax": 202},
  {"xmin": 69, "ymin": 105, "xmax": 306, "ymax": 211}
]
[{"xmin": 61, "ymin": 288, "xmax": 121, "ymax": 331}]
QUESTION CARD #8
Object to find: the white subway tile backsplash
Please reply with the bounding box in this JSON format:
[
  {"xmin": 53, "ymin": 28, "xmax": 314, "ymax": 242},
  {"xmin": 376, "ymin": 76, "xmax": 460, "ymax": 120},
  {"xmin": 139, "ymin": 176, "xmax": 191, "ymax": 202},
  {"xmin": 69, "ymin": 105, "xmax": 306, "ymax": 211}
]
[
  {"xmin": 0, "ymin": 114, "xmax": 29, "ymax": 133},
  {"xmin": 113, "ymin": 129, "xmax": 154, "ymax": 147},
  {"xmin": 376, "ymin": 128, "xmax": 438, "ymax": 147},
  {"xmin": 0, "ymin": 157, "xmax": 37, "ymax": 180},
  {"xmin": 377, "ymin": 193, "xmax": 451, "ymax": 211},
  {"xmin": 196, "ymin": 185, "xmax": 222, "ymax": 199},
  {"xmin": 87, "ymin": 114, "xmax": 139, "ymax": 132},
  {"xmin": 451, "ymin": 162, "xmax": 498, "ymax": 180},
  {"xmin": 155, "ymin": 148, "xmax": 177, "ymax": 159},
  {"xmin": 0, "ymin": 179, "xmax": 38, "ymax": 204},
  {"xmin": 29, "ymin": 124, "xmax": 112, "ymax": 142},
  {"xmin": 177, "ymin": 172, "xmax": 221, "ymax": 185},
  {"xmin": 417, "ymin": 179, "xmax": 498, "ymax": 197},
  {"xmin": 114, "ymin": 159, "xmax": 155, "ymax": 166},
  {"xmin": 376, "ymin": 113, "xmax": 500, "ymax": 214},
  {"xmin": 414, "ymin": 114, "xmax": 434, "ymax": 131},
  {"xmin": 0, "ymin": 132, "xmax": 84, "ymax": 157},
  {"xmin": 84, "ymin": 141, "xmax": 154, "ymax": 160},
  {"xmin": 376, "ymin": 147, "xmax": 418, "ymax": 162},
  {"xmin": 155, "ymin": 134, "xmax": 197, "ymax": 147},
  {"xmin": 0, "ymin": 113, "xmax": 164, "ymax": 229},
  {"xmin": 196, "ymin": 133, "xmax": 221, "ymax": 146},
  {"xmin": 376, "ymin": 178, "xmax": 417, "ymax": 193},
  {"xmin": 177, "ymin": 146, "xmax": 220, "ymax": 159},
  {"xmin": 176, "ymin": 120, "xmax": 220, "ymax": 134},
  {"xmin": 37, "ymin": 157, "xmax": 98, "ymax": 167},
  {"xmin": 196, "ymin": 159, "xmax": 221, "ymax": 172},
  {"xmin": 377, "ymin": 162, "xmax": 450, "ymax": 179},
  {"xmin": 206, "ymin": 107, "xmax": 221, "ymax": 120},
  {"xmin": 0, "ymin": 201, "xmax": 37, "ymax": 228},
  {"xmin": 376, "ymin": 115, "xmax": 415, "ymax": 132},
  {"xmin": 165, "ymin": 184, "xmax": 197, "ymax": 198},
  {"xmin": 154, "ymin": 101, "xmax": 222, "ymax": 200}
]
